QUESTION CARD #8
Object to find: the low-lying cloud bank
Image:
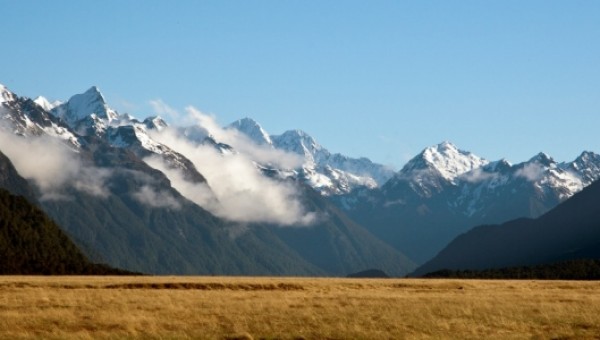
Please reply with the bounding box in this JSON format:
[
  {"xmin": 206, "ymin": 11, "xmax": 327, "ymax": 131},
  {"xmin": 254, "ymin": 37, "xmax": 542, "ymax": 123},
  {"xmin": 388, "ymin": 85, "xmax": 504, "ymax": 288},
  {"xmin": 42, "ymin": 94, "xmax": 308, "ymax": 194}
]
[
  {"xmin": 147, "ymin": 104, "xmax": 316, "ymax": 226},
  {"xmin": 0, "ymin": 128, "xmax": 110, "ymax": 200}
]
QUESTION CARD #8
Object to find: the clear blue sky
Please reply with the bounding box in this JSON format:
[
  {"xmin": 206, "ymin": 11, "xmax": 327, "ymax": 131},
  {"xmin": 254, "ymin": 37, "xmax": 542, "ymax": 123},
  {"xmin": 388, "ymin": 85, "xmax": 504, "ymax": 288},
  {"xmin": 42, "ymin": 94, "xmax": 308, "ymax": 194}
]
[{"xmin": 2, "ymin": 1, "xmax": 599, "ymax": 168}]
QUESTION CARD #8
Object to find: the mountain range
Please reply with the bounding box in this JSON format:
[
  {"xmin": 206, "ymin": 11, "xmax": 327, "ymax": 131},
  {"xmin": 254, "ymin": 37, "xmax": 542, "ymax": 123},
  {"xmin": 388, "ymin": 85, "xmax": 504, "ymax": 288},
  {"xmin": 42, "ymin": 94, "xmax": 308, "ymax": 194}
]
[
  {"xmin": 228, "ymin": 119, "xmax": 600, "ymax": 264},
  {"xmin": 0, "ymin": 83, "xmax": 414, "ymax": 276},
  {"xmin": 1, "ymin": 82, "xmax": 599, "ymax": 275}
]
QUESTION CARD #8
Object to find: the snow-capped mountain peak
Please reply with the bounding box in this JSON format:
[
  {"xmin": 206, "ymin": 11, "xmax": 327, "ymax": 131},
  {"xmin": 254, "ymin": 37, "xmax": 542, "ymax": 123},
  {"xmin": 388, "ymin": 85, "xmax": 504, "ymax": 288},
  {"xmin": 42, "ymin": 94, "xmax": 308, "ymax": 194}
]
[
  {"xmin": 143, "ymin": 116, "xmax": 168, "ymax": 131},
  {"xmin": 272, "ymin": 129, "xmax": 325, "ymax": 160},
  {"xmin": 401, "ymin": 141, "xmax": 489, "ymax": 182},
  {"xmin": 33, "ymin": 96, "xmax": 62, "ymax": 111},
  {"xmin": 227, "ymin": 117, "xmax": 273, "ymax": 146},
  {"xmin": 52, "ymin": 86, "xmax": 118, "ymax": 126},
  {"xmin": 0, "ymin": 83, "xmax": 16, "ymax": 104},
  {"xmin": 563, "ymin": 151, "xmax": 600, "ymax": 185},
  {"xmin": 528, "ymin": 152, "xmax": 555, "ymax": 166},
  {"xmin": 571, "ymin": 151, "xmax": 600, "ymax": 169},
  {"xmin": 228, "ymin": 119, "xmax": 393, "ymax": 194}
]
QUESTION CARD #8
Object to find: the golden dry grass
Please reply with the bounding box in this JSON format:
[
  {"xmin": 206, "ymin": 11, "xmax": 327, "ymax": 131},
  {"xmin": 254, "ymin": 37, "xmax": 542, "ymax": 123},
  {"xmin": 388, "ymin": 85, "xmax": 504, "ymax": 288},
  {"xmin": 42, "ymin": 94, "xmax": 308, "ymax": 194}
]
[{"xmin": 0, "ymin": 276, "xmax": 599, "ymax": 339}]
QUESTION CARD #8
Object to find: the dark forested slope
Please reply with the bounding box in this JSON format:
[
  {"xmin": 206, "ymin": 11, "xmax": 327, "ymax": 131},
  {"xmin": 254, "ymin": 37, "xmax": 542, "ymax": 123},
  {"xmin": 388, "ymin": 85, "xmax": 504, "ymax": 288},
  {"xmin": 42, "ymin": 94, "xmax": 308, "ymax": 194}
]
[{"xmin": 0, "ymin": 188, "xmax": 130, "ymax": 274}]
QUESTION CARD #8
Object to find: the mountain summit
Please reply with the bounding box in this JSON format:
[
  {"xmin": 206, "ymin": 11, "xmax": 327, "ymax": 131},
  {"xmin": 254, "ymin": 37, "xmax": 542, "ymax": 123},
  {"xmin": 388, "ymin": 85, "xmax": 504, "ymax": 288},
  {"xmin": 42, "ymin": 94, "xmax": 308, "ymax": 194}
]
[
  {"xmin": 381, "ymin": 142, "xmax": 488, "ymax": 198},
  {"xmin": 227, "ymin": 117, "xmax": 273, "ymax": 146},
  {"xmin": 401, "ymin": 141, "xmax": 488, "ymax": 182},
  {"xmin": 0, "ymin": 83, "xmax": 16, "ymax": 104},
  {"xmin": 227, "ymin": 120, "xmax": 395, "ymax": 195},
  {"xmin": 52, "ymin": 86, "xmax": 118, "ymax": 129}
]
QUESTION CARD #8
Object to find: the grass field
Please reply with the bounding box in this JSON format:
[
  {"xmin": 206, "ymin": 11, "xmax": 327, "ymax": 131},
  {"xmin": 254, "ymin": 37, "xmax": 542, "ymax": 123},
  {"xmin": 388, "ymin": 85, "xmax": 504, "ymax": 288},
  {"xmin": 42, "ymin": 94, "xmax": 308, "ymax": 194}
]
[{"xmin": 1, "ymin": 276, "xmax": 599, "ymax": 339}]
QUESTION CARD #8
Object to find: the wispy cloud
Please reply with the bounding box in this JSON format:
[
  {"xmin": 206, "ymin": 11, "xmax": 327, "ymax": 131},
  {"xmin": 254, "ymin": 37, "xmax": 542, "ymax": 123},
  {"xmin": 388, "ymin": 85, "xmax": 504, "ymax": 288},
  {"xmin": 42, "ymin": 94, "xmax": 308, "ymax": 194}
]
[
  {"xmin": 460, "ymin": 168, "xmax": 499, "ymax": 183},
  {"xmin": 0, "ymin": 127, "xmax": 110, "ymax": 200},
  {"xmin": 515, "ymin": 163, "xmax": 545, "ymax": 181},
  {"xmin": 149, "ymin": 99, "xmax": 180, "ymax": 121},
  {"xmin": 145, "ymin": 106, "xmax": 316, "ymax": 226},
  {"xmin": 184, "ymin": 106, "xmax": 303, "ymax": 169},
  {"xmin": 132, "ymin": 185, "xmax": 181, "ymax": 209}
]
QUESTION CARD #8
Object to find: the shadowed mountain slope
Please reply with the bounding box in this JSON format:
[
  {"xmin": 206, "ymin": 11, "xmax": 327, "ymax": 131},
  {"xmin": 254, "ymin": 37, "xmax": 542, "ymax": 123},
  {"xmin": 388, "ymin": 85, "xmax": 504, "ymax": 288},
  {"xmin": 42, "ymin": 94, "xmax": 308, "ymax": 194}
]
[{"xmin": 413, "ymin": 179, "xmax": 600, "ymax": 276}]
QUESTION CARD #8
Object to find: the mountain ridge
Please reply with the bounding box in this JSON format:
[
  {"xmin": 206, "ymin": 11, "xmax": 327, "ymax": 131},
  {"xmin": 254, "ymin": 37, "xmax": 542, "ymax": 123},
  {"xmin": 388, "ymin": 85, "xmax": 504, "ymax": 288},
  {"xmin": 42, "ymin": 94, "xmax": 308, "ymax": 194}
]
[
  {"xmin": 0, "ymin": 82, "xmax": 416, "ymax": 276},
  {"xmin": 412, "ymin": 177, "xmax": 600, "ymax": 276},
  {"xmin": 4, "ymin": 81, "xmax": 600, "ymax": 272}
]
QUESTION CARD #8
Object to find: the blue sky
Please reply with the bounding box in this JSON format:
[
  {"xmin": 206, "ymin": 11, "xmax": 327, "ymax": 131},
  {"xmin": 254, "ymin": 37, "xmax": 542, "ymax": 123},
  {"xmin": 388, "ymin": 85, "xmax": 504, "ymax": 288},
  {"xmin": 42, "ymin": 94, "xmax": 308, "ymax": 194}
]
[{"xmin": 2, "ymin": 1, "xmax": 599, "ymax": 168}]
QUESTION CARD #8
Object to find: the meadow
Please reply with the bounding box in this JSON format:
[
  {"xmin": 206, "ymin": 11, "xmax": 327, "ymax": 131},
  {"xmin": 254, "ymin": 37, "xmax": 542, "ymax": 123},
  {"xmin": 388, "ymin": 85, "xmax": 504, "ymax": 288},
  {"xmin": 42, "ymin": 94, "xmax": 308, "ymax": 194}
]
[{"xmin": 0, "ymin": 276, "xmax": 599, "ymax": 339}]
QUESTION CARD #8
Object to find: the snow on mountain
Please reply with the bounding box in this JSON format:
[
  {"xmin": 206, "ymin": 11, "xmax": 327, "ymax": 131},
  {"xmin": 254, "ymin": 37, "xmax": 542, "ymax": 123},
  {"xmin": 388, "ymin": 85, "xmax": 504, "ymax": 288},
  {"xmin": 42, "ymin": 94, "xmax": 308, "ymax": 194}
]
[
  {"xmin": 346, "ymin": 140, "xmax": 600, "ymax": 223},
  {"xmin": 227, "ymin": 117, "xmax": 272, "ymax": 146},
  {"xmin": 5, "ymin": 82, "xmax": 600, "ymax": 211},
  {"xmin": 51, "ymin": 86, "xmax": 118, "ymax": 132},
  {"xmin": 37, "ymin": 86, "xmax": 172, "ymax": 157},
  {"xmin": 0, "ymin": 84, "xmax": 206, "ymax": 185},
  {"xmin": 226, "ymin": 120, "xmax": 395, "ymax": 195},
  {"xmin": 0, "ymin": 84, "xmax": 81, "ymax": 147},
  {"xmin": 452, "ymin": 150, "xmax": 600, "ymax": 218},
  {"xmin": 0, "ymin": 83, "xmax": 16, "ymax": 104},
  {"xmin": 33, "ymin": 96, "xmax": 62, "ymax": 111},
  {"xmin": 561, "ymin": 151, "xmax": 600, "ymax": 186},
  {"xmin": 384, "ymin": 142, "xmax": 489, "ymax": 198},
  {"xmin": 401, "ymin": 141, "xmax": 489, "ymax": 182},
  {"xmin": 272, "ymin": 129, "xmax": 324, "ymax": 161},
  {"xmin": 143, "ymin": 116, "xmax": 168, "ymax": 132},
  {"xmin": 514, "ymin": 152, "xmax": 583, "ymax": 199}
]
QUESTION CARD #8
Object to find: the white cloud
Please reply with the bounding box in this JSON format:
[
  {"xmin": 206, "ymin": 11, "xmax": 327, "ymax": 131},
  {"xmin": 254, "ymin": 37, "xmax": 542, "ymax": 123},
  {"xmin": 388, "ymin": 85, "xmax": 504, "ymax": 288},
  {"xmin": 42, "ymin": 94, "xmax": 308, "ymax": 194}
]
[
  {"xmin": 132, "ymin": 185, "xmax": 181, "ymax": 210},
  {"xmin": 460, "ymin": 168, "xmax": 499, "ymax": 183},
  {"xmin": 515, "ymin": 163, "xmax": 545, "ymax": 181},
  {"xmin": 184, "ymin": 107, "xmax": 303, "ymax": 169},
  {"xmin": 144, "ymin": 106, "xmax": 317, "ymax": 226},
  {"xmin": 149, "ymin": 99, "xmax": 180, "ymax": 121},
  {"xmin": 0, "ymin": 127, "xmax": 110, "ymax": 200}
]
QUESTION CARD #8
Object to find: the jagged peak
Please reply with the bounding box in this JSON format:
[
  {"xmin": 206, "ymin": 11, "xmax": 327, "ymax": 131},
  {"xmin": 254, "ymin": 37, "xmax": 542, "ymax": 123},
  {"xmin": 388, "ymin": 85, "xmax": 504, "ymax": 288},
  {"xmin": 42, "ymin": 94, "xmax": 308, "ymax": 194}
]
[
  {"xmin": 0, "ymin": 83, "xmax": 16, "ymax": 104},
  {"xmin": 480, "ymin": 158, "xmax": 512, "ymax": 173},
  {"xmin": 232, "ymin": 117, "xmax": 260, "ymax": 126},
  {"xmin": 434, "ymin": 140, "xmax": 458, "ymax": 151},
  {"xmin": 575, "ymin": 151, "xmax": 600, "ymax": 162},
  {"xmin": 273, "ymin": 129, "xmax": 323, "ymax": 154},
  {"xmin": 400, "ymin": 141, "xmax": 488, "ymax": 182},
  {"xmin": 275, "ymin": 129, "xmax": 319, "ymax": 145},
  {"xmin": 53, "ymin": 85, "xmax": 118, "ymax": 125},
  {"xmin": 33, "ymin": 96, "xmax": 62, "ymax": 111},
  {"xmin": 77, "ymin": 86, "xmax": 106, "ymax": 105},
  {"xmin": 528, "ymin": 152, "xmax": 555, "ymax": 165},
  {"xmin": 566, "ymin": 151, "xmax": 600, "ymax": 173},
  {"xmin": 227, "ymin": 117, "xmax": 272, "ymax": 145},
  {"xmin": 143, "ymin": 115, "xmax": 168, "ymax": 131},
  {"xmin": 87, "ymin": 85, "xmax": 100, "ymax": 92}
]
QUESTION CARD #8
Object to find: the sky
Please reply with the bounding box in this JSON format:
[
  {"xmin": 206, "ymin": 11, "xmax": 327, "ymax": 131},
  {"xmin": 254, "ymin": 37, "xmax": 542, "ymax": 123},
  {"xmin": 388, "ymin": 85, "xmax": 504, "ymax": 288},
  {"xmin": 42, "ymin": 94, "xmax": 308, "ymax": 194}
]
[{"xmin": 1, "ymin": 1, "xmax": 599, "ymax": 169}]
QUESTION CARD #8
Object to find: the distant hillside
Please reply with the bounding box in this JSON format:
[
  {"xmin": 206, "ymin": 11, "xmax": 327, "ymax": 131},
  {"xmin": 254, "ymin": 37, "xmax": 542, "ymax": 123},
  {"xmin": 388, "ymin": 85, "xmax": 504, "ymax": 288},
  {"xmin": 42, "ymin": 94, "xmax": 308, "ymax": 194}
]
[
  {"xmin": 0, "ymin": 188, "xmax": 131, "ymax": 275},
  {"xmin": 423, "ymin": 259, "xmax": 600, "ymax": 280},
  {"xmin": 412, "ymin": 179, "xmax": 600, "ymax": 276}
]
